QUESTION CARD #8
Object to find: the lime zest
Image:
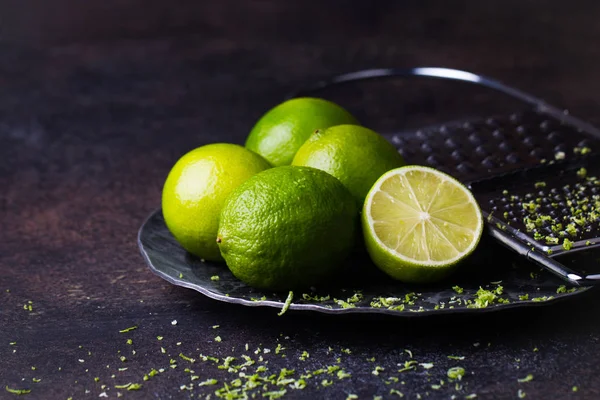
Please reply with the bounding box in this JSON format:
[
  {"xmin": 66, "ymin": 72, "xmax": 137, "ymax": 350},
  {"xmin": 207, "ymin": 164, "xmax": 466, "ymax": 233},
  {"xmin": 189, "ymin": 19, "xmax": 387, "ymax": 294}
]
[
  {"xmin": 452, "ymin": 286, "xmax": 464, "ymax": 294},
  {"xmin": 263, "ymin": 389, "xmax": 287, "ymax": 399},
  {"xmin": 277, "ymin": 291, "xmax": 294, "ymax": 316},
  {"xmin": 372, "ymin": 366, "xmax": 385, "ymax": 376},
  {"xmin": 198, "ymin": 379, "xmax": 218, "ymax": 386},
  {"xmin": 447, "ymin": 366, "xmax": 465, "ymax": 380},
  {"xmin": 5, "ymin": 386, "xmax": 31, "ymax": 395},
  {"xmin": 114, "ymin": 382, "xmax": 142, "ymax": 390},
  {"xmin": 119, "ymin": 326, "xmax": 138, "ymax": 333},
  {"xmin": 337, "ymin": 370, "xmax": 351, "ymax": 379},
  {"xmin": 518, "ymin": 374, "xmax": 534, "ymax": 383},
  {"xmin": 179, "ymin": 353, "xmax": 196, "ymax": 363},
  {"xmin": 531, "ymin": 296, "xmax": 553, "ymax": 302}
]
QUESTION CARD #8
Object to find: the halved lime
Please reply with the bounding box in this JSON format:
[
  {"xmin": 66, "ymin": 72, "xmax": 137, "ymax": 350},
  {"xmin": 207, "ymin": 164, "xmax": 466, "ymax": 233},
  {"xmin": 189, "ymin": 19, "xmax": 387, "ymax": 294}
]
[{"xmin": 362, "ymin": 166, "xmax": 484, "ymax": 283}]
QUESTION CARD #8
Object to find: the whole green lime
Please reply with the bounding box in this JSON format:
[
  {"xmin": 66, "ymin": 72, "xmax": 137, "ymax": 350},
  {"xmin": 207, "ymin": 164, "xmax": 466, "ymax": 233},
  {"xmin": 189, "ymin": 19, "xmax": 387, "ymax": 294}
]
[
  {"xmin": 292, "ymin": 124, "xmax": 405, "ymax": 205},
  {"xmin": 245, "ymin": 97, "xmax": 359, "ymax": 167},
  {"xmin": 217, "ymin": 166, "xmax": 358, "ymax": 291},
  {"xmin": 162, "ymin": 143, "xmax": 271, "ymax": 261}
]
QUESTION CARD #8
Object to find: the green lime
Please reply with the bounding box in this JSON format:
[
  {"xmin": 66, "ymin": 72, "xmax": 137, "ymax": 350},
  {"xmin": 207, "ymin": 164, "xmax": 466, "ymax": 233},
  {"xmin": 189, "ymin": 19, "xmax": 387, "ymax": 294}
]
[
  {"xmin": 362, "ymin": 166, "xmax": 483, "ymax": 283},
  {"xmin": 217, "ymin": 166, "xmax": 357, "ymax": 291},
  {"xmin": 292, "ymin": 124, "xmax": 405, "ymax": 205},
  {"xmin": 162, "ymin": 143, "xmax": 270, "ymax": 261},
  {"xmin": 245, "ymin": 97, "xmax": 359, "ymax": 167}
]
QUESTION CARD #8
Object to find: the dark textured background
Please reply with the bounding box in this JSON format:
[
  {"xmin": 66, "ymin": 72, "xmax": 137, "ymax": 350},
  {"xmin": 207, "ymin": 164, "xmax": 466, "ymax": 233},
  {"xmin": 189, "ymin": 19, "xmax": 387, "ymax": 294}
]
[{"xmin": 2, "ymin": 1, "xmax": 600, "ymax": 399}]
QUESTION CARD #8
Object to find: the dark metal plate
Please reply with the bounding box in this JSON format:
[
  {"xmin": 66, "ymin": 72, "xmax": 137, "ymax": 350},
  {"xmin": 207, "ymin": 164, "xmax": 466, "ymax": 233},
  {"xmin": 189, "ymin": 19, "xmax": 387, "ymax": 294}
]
[{"xmin": 138, "ymin": 209, "xmax": 591, "ymax": 317}]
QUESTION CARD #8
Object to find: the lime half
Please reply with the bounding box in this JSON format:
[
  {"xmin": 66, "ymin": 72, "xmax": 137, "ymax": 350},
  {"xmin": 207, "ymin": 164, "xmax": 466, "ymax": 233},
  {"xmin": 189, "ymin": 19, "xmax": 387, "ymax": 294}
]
[{"xmin": 362, "ymin": 166, "xmax": 483, "ymax": 283}]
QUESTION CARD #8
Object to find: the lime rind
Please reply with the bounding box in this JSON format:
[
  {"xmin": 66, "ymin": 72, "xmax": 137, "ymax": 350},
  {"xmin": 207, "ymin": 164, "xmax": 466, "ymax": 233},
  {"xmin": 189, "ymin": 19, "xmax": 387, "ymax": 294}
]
[{"xmin": 363, "ymin": 165, "xmax": 483, "ymax": 281}]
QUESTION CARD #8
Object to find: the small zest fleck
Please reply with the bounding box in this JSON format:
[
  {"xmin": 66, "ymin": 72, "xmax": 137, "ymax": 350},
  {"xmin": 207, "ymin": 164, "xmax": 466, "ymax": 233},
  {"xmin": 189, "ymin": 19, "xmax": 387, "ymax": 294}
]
[
  {"xmin": 452, "ymin": 286, "xmax": 464, "ymax": 294},
  {"xmin": 119, "ymin": 326, "xmax": 137, "ymax": 333},
  {"xmin": 447, "ymin": 366, "xmax": 465, "ymax": 380},
  {"xmin": 278, "ymin": 291, "xmax": 294, "ymax": 316},
  {"xmin": 179, "ymin": 353, "xmax": 196, "ymax": 363},
  {"xmin": 337, "ymin": 370, "xmax": 351, "ymax": 379},
  {"xmin": 531, "ymin": 296, "xmax": 553, "ymax": 302},
  {"xmin": 299, "ymin": 350, "xmax": 310, "ymax": 361},
  {"xmin": 518, "ymin": 389, "xmax": 526, "ymax": 398},
  {"xmin": 6, "ymin": 386, "xmax": 31, "ymax": 395},
  {"xmin": 398, "ymin": 360, "xmax": 417, "ymax": 373},
  {"xmin": 114, "ymin": 383, "xmax": 142, "ymax": 391},
  {"xmin": 210, "ymin": 275, "xmax": 220, "ymax": 281},
  {"xmin": 518, "ymin": 374, "xmax": 534, "ymax": 383},
  {"xmin": 372, "ymin": 366, "xmax": 385, "ymax": 376}
]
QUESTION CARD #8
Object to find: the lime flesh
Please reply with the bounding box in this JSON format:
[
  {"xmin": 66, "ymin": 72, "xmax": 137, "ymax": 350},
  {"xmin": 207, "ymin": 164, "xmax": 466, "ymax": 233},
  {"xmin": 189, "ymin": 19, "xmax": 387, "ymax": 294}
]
[{"xmin": 362, "ymin": 166, "xmax": 483, "ymax": 283}]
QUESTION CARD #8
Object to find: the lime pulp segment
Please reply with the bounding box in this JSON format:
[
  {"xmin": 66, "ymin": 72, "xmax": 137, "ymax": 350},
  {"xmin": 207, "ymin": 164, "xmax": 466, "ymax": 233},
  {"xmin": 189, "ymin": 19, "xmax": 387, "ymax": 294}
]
[{"xmin": 365, "ymin": 166, "xmax": 483, "ymax": 266}]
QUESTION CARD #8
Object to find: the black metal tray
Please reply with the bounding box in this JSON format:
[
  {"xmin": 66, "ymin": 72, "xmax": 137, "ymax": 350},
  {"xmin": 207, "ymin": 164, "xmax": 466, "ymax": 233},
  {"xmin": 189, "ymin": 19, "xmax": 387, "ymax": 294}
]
[
  {"xmin": 138, "ymin": 209, "xmax": 590, "ymax": 316},
  {"xmin": 139, "ymin": 67, "xmax": 600, "ymax": 315}
]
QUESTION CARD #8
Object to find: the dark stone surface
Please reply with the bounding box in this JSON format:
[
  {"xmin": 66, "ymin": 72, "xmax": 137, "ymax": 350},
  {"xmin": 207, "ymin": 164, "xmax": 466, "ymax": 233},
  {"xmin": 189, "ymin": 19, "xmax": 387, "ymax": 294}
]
[{"xmin": 2, "ymin": 1, "xmax": 600, "ymax": 399}]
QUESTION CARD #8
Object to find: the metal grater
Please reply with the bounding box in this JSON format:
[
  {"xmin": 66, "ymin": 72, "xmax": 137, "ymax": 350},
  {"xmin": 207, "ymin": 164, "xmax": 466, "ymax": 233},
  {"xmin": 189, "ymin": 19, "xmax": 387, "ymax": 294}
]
[{"xmin": 293, "ymin": 67, "xmax": 600, "ymax": 286}]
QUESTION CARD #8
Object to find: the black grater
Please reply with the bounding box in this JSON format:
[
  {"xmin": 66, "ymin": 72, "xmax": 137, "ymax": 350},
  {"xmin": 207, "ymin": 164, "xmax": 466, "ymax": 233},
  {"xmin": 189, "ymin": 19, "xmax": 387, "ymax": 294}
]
[{"xmin": 292, "ymin": 67, "xmax": 600, "ymax": 286}]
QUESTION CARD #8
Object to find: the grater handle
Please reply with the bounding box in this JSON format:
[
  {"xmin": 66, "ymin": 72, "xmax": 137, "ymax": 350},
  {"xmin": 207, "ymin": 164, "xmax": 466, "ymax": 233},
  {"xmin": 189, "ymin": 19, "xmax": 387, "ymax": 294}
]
[
  {"xmin": 488, "ymin": 225, "xmax": 600, "ymax": 286},
  {"xmin": 289, "ymin": 67, "xmax": 600, "ymax": 140}
]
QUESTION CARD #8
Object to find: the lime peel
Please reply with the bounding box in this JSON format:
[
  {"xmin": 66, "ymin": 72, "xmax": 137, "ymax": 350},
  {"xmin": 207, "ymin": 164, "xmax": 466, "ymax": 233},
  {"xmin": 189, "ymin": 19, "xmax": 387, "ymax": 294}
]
[{"xmin": 278, "ymin": 292, "xmax": 294, "ymax": 316}]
